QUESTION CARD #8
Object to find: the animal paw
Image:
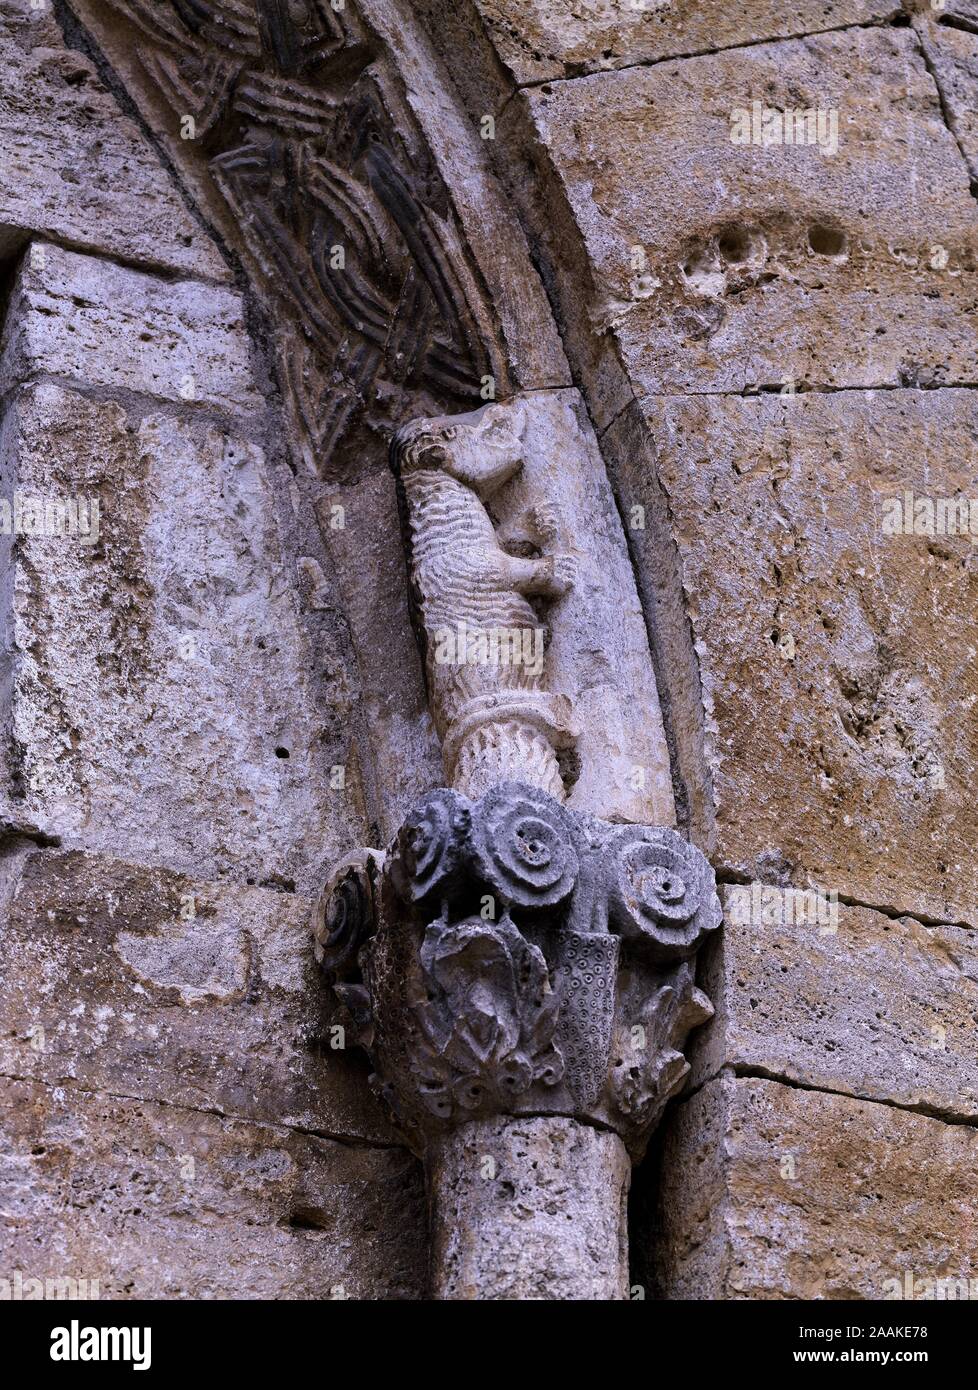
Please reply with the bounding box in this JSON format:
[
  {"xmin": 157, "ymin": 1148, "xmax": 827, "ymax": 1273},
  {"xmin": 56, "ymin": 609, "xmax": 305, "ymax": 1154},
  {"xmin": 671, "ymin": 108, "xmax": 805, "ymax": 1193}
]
[
  {"xmin": 532, "ymin": 502, "xmax": 561, "ymax": 543},
  {"xmin": 544, "ymin": 553, "xmax": 577, "ymax": 596}
]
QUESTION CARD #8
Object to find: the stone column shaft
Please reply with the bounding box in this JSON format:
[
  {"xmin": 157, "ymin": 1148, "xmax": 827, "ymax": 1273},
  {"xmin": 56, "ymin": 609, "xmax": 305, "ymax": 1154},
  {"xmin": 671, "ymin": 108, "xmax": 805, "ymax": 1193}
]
[{"xmin": 428, "ymin": 1116, "xmax": 631, "ymax": 1300}]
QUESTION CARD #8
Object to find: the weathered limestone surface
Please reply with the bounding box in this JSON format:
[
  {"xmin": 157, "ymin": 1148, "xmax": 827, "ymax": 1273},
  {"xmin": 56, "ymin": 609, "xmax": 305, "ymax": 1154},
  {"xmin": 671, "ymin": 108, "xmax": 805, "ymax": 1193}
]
[
  {"xmin": 607, "ymin": 389, "xmax": 978, "ymax": 928},
  {"xmin": 0, "ymin": 1, "xmax": 431, "ymax": 1301},
  {"xmin": 449, "ymin": 0, "xmax": 895, "ymax": 88},
  {"xmin": 655, "ymin": 1075, "xmax": 978, "ymax": 1299},
  {"xmin": 320, "ymin": 469, "xmax": 445, "ymax": 843},
  {"xmin": 0, "ymin": 848, "xmax": 396, "ymax": 1142},
  {"xmin": 0, "ymin": 380, "xmax": 358, "ymax": 890},
  {"xmin": 428, "ymin": 1116, "xmax": 630, "ymax": 1300},
  {"xmin": 0, "ymin": 1075, "xmax": 425, "ymax": 1299},
  {"xmin": 414, "ymin": 0, "xmax": 896, "ymax": 129},
  {"xmin": 598, "ymin": 403, "xmax": 713, "ymax": 838},
  {"xmin": 0, "ymin": 2, "xmax": 226, "ymax": 279},
  {"xmin": 520, "ymin": 27, "xmax": 978, "ymax": 405},
  {"xmin": 692, "ymin": 886, "xmax": 978, "ymax": 1121},
  {"xmin": 0, "ymin": 233, "xmax": 365, "ymax": 886},
  {"xmin": 0, "ymin": 0, "xmax": 971, "ymax": 1306},
  {"xmin": 912, "ymin": 4, "xmax": 978, "ymax": 182},
  {"xmin": 0, "ymin": 6, "xmax": 406, "ymax": 1288},
  {"xmin": 1, "ymin": 244, "xmax": 261, "ymax": 414},
  {"xmin": 447, "ymin": 7, "xmax": 978, "ymax": 1300}
]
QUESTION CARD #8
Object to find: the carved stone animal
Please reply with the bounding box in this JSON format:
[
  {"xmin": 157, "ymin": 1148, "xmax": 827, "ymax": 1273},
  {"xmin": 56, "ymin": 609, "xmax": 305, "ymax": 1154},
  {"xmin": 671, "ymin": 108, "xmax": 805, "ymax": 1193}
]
[{"xmin": 392, "ymin": 402, "xmax": 576, "ymax": 799}]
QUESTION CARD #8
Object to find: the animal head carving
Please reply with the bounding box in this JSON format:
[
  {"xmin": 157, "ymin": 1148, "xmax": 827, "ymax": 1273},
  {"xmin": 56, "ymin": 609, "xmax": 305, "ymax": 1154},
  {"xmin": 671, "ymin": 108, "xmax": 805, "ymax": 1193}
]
[{"xmin": 392, "ymin": 402, "xmax": 526, "ymax": 497}]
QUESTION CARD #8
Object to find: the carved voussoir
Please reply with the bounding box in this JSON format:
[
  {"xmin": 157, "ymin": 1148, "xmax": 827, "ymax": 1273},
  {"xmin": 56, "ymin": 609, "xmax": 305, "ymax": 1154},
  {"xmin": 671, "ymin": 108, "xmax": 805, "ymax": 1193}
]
[{"xmin": 315, "ymin": 781, "xmax": 720, "ymax": 1159}]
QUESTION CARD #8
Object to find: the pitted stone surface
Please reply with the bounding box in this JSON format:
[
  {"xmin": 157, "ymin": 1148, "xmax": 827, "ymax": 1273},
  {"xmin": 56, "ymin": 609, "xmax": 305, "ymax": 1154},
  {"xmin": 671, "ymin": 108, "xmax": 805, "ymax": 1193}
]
[
  {"xmin": 318, "ymin": 469, "xmax": 443, "ymax": 843},
  {"xmin": 0, "ymin": 383, "xmax": 359, "ymax": 890},
  {"xmin": 444, "ymin": 0, "xmax": 896, "ymax": 87},
  {"xmin": 912, "ymin": 3, "xmax": 978, "ymax": 182},
  {"xmin": 0, "ymin": 1074, "xmax": 424, "ymax": 1300},
  {"xmin": 522, "ymin": 27, "xmax": 978, "ymax": 396},
  {"xmin": 428, "ymin": 1115, "xmax": 630, "ymax": 1300},
  {"xmin": 692, "ymin": 885, "xmax": 978, "ymax": 1121},
  {"xmin": 655, "ymin": 1075, "xmax": 978, "ymax": 1300},
  {"xmin": 0, "ymin": 4, "xmax": 227, "ymax": 278},
  {"xmin": 1, "ymin": 243, "xmax": 261, "ymax": 413},
  {"xmin": 0, "ymin": 849, "xmax": 396, "ymax": 1142},
  {"xmin": 608, "ymin": 388, "xmax": 978, "ymax": 929}
]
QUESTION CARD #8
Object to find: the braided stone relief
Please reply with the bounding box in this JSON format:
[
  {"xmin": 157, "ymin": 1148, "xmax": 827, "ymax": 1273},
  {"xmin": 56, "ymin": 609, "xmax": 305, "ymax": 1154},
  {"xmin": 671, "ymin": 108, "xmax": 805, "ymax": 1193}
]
[
  {"xmin": 95, "ymin": 0, "xmax": 507, "ymax": 464},
  {"xmin": 315, "ymin": 781, "xmax": 719, "ymax": 1159}
]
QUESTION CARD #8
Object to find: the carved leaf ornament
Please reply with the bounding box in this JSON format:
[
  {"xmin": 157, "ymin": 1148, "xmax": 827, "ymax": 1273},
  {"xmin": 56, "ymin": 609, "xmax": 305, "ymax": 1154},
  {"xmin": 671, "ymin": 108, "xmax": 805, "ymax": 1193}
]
[{"xmin": 316, "ymin": 782, "xmax": 720, "ymax": 1151}]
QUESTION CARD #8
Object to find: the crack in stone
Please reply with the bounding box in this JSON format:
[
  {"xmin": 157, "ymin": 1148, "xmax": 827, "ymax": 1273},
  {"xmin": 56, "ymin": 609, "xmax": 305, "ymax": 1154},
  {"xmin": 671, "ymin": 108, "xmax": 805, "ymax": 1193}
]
[
  {"xmin": 0, "ymin": 1067, "xmax": 403, "ymax": 1151},
  {"xmin": 0, "ymin": 837, "xmax": 305, "ymax": 909},
  {"xmin": 0, "ymin": 376, "xmax": 267, "ymax": 440},
  {"xmin": 715, "ymin": 869, "xmax": 974, "ymax": 932},
  {"xmin": 733, "ymin": 1064, "xmax": 978, "ymax": 1130},
  {"xmin": 513, "ymin": 13, "xmax": 907, "ymax": 91},
  {"xmin": 4, "ymin": 228, "xmax": 229, "ymax": 292},
  {"xmin": 0, "ymin": 819, "xmax": 61, "ymax": 849},
  {"xmin": 638, "ymin": 381, "xmax": 978, "ymax": 400},
  {"xmin": 678, "ymin": 1062, "xmax": 978, "ymax": 1131},
  {"xmin": 911, "ymin": 18, "xmax": 978, "ymax": 203}
]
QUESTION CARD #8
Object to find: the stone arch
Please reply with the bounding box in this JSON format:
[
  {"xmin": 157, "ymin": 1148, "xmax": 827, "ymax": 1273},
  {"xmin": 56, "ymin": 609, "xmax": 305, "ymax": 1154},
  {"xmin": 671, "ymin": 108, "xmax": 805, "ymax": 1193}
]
[
  {"xmin": 67, "ymin": 0, "xmax": 569, "ymax": 477},
  {"xmin": 63, "ymin": 0, "xmax": 582, "ymax": 837}
]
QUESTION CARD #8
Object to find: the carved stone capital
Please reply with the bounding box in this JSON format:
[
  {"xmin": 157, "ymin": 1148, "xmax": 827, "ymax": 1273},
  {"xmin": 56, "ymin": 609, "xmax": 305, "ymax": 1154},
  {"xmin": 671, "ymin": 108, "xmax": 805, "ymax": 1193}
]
[{"xmin": 316, "ymin": 781, "xmax": 719, "ymax": 1161}]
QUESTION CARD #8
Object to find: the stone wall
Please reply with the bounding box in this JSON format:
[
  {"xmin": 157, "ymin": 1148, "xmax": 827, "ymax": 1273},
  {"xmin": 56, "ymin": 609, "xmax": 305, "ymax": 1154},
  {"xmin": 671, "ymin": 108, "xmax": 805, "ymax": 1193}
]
[
  {"xmin": 412, "ymin": 0, "xmax": 978, "ymax": 1299},
  {"xmin": 1, "ymin": 0, "xmax": 975, "ymax": 1300},
  {"xmin": 0, "ymin": 1, "xmax": 425, "ymax": 1299}
]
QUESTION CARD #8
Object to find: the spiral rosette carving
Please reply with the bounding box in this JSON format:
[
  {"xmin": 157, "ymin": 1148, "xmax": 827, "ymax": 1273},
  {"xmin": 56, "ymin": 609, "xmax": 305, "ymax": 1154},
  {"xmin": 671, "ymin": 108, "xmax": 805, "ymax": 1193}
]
[
  {"xmin": 603, "ymin": 826, "xmax": 721, "ymax": 962},
  {"xmin": 314, "ymin": 785, "xmax": 720, "ymax": 1158},
  {"xmin": 470, "ymin": 782, "xmax": 578, "ymax": 910},
  {"xmin": 411, "ymin": 914, "xmax": 564, "ymax": 1120},
  {"xmin": 313, "ymin": 850, "xmax": 382, "ymax": 982},
  {"xmin": 388, "ymin": 789, "xmax": 471, "ymax": 906}
]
